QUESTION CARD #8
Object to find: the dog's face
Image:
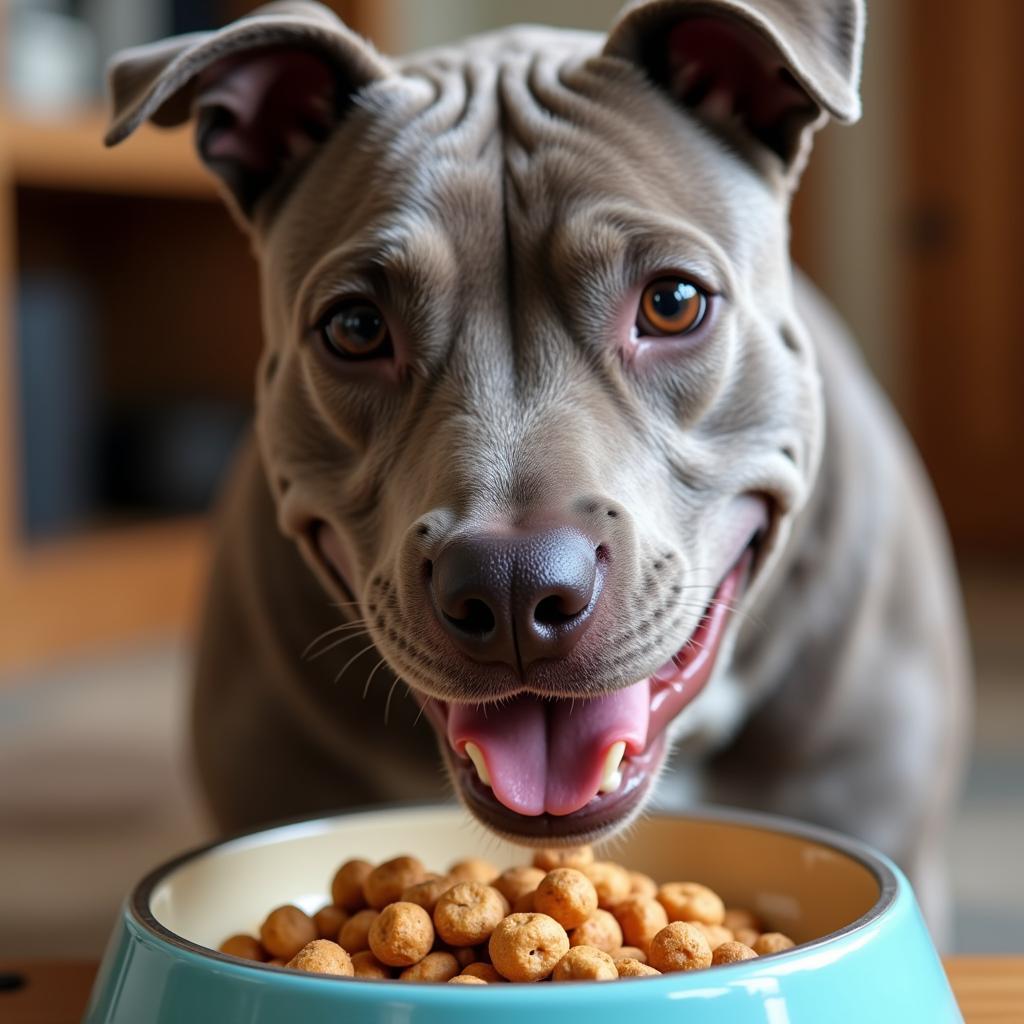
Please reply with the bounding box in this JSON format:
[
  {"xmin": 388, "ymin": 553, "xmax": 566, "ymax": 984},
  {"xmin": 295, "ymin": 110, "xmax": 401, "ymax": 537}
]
[{"xmin": 108, "ymin": 0, "xmax": 863, "ymax": 843}]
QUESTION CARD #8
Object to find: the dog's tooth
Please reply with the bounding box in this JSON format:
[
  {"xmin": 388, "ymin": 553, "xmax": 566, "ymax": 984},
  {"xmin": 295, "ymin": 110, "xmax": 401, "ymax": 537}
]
[
  {"xmin": 598, "ymin": 741, "xmax": 627, "ymax": 794},
  {"xmin": 464, "ymin": 742, "xmax": 492, "ymax": 787}
]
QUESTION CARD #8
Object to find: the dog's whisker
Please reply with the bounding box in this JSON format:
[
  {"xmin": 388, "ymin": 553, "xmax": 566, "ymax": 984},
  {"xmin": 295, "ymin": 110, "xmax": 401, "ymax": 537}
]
[
  {"xmin": 363, "ymin": 656, "xmax": 390, "ymax": 700},
  {"xmin": 384, "ymin": 677, "xmax": 403, "ymax": 726},
  {"xmin": 302, "ymin": 619, "xmax": 369, "ymax": 660},
  {"xmin": 333, "ymin": 640, "xmax": 380, "ymax": 685}
]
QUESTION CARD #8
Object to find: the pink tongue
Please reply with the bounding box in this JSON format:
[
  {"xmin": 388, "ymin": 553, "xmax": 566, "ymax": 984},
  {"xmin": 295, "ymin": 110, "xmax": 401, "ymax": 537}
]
[{"xmin": 447, "ymin": 682, "xmax": 649, "ymax": 816}]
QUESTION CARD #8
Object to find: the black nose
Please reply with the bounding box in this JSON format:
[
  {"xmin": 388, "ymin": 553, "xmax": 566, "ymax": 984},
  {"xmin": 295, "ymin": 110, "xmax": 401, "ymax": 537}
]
[{"xmin": 431, "ymin": 527, "xmax": 602, "ymax": 670}]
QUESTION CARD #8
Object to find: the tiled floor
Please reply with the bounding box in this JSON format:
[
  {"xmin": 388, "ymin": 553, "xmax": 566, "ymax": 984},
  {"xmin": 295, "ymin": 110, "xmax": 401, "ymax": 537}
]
[{"xmin": 0, "ymin": 564, "xmax": 1021, "ymax": 957}]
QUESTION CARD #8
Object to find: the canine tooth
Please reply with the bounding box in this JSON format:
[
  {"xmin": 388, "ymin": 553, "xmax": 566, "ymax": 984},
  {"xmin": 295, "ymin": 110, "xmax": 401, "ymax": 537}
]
[
  {"xmin": 598, "ymin": 741, "xmax": 627, "ymax": 794},
  {"xmin": 464, "ymin": 742, "xmax": 491, "ymax": 787}
]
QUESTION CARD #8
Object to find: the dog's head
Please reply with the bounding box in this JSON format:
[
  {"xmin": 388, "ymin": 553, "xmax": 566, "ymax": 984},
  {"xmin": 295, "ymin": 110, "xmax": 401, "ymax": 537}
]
[{"xmin": 107, "ymin": 0, "xmax": 863, "ymax": 843}]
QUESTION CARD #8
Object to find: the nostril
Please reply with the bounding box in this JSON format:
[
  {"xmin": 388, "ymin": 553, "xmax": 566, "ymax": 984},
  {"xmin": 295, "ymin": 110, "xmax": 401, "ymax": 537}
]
[
  {"xmin": 534, "ymin": 594, "xmax": 580, "ymax": 627},
  {"xmin": 445, "ymin": 598, "xmax": 495, "ymax": 636},
  {"xmin": 595, "ymin": 543, "xmax": 610, "ymax": 564}
]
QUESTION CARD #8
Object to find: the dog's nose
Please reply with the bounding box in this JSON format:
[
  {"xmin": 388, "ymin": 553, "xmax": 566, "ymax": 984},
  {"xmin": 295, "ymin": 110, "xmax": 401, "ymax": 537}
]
[{"xmin": 431, "ymin": 527, "xmax": 602, "ymax": 670}]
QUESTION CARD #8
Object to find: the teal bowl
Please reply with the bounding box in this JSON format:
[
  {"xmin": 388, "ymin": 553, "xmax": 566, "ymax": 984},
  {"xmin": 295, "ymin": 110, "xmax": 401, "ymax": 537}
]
[{"xmin": 83, "ymin": 804, "xmax": 962, "ymax": 1023}]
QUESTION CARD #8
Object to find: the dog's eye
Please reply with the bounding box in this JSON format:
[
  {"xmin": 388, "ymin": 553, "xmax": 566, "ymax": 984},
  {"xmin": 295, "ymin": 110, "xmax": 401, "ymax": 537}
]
[
  {"xmin": 636, "ymin": 278, "xmax": 707, "ymax": 337},
  {"xmin": 319, "ymin": 300, "xmax": 393, "ymax": 360}
]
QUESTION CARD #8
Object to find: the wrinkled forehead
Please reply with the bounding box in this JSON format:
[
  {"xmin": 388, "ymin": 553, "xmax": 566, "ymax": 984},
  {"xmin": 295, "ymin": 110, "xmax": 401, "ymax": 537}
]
[{"xmin": 263, "ymin": 26, "xmax": 784, "ymax": 310}]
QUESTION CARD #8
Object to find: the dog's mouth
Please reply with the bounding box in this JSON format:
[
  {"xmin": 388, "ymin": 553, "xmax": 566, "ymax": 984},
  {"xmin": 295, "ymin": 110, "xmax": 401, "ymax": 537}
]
[{"xmin": 415, "ymin": 533, "xmax": 759, "ymax": 843}]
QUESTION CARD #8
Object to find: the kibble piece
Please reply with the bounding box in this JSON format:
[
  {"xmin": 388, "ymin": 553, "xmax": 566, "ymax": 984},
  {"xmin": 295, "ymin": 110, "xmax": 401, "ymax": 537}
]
[
  {"xmin": 610, "ymin": 946, "xmax": 648, "ymax": 963},
  {"xmin": 313, "ymin": 904, "xmax": 349, "ymax": 941},
  {"xmin": 493, "ymin": 866, "xmax": 546, "ymax": 905},
  {"xmin": 628, "ymin": 871, "xmax": 659, "ymax": 899},
  {"xmin": 552, "ymin": 945, "xmax": 618, "ymax": 981},
  {"xmin": 369, "ymin": 901, "xmax": 435, "ymax": 967},
  {"xmin": 331, "ymin": 859, "xmax": 374, "ymax": 911},
  {"xmin": 267, "ymin": 958, "xmax": 286, "ymax": 967},
  {"xmin": 449, "ymin": 974, "xmax": 487, "ymax": 985},
  {"xmin": 488, "ymin": 913, "xmax": 570, "ymax": 982},
  {"xmin": 570, "ymin": 909, "xmax": 623, "ymax": 953},
  {"xmin": 401, "ymin": 877, "xmax": 453, "ymax": 914},
  {"xmin": 613, "ymin": 896, "xmax": 669, "ymax": 953},
  {"xmin": 583, "ymin": 862, "xmax": 632, "ymax": 908},
  {"xmin": 363, "ymin": 856, "xmax": 427, "ymax": 910},
  {"xmin": 433, "ymin": 882, "xmax": 508, "ymax": 946},
  {"xmin": 513, "ymin": 889, "xmax": 537, "ymax": 913},
  {"xmin": 616, "ymin": 958, "xmax": 662, "ymax": 978},
  {"xmin": 693, "ymin": 922, "xmax": 734, "ymax": 950},
  {"xmin": 533, "ymin": 846, "xmax": 594, "ymax": 872},
  {"xmin": 447, "ymin": 858, "xmax": 500, "ymax": 884},
  {"xmin": 648, "ymin": 922, "xmax": 713, "ymax": 973},
  {"xmin": 218, "ymin": 933, "xmax": 266, "ymax": 961},
  {"xmin": 338, "ymin": 909, "xmax": 379, "ymax": 953},
  {"xmin": 286, "ymin": 939, "xmax": 354, "ymax": 976},
  {"xmin": 260, "ymin": 905, "xmax": 318, "ymax": 961},
  {"xmin": 753, "ymin": 932, "xmax": 796, "ymax": 955},
  {"xmin": 399, "ymin": 950, "xmax": 460, "ymax": 982},
  {"xmin": 733, "ymin": 927, "xmax": 760, "ymax": 948},
  {"xmin": 350, "ymin": 949, "xmax": 391, "ymax": 979},
  {"xmin": 533, "ymin": 868, "xmax": 599, "ymax": 930},
  {"xmin": 712, "ymin": 941, "xmax": 758, "ymax": 965},
  {"xmin": 723, "ymin": 907, "xmax": 762, "ymax": 934},
  {"xmin": 657, "ymin": 882, "xmax": 726, "ymax": 926},
  {"xmin": 461, "ymin": 962, "xmax": 503, "ymax": 983}
]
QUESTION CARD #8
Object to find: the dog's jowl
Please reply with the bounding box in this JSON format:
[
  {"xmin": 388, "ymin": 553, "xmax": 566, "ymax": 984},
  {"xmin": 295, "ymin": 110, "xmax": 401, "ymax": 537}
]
[{"xmin": 107, "ymin": 0, "xmax": 969, "ymax": 944}]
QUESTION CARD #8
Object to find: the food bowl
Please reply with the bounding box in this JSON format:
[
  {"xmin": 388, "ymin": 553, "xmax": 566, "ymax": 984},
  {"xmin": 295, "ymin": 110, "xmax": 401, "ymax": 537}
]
[{"xmin": 83, "ymin": 804, "xmax": 961, "ymax": 1023}]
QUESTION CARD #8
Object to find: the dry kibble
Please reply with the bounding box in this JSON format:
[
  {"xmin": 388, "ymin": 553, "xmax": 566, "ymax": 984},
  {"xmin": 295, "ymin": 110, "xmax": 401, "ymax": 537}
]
[
  {"xmin": 733, "ymin": 927, "xmax": 760, "ymax": 948},
  {"xmin": 712, "ymin": 941, "xmax": 758, "ymax": 965},
  {"xmin": 401, "ymin": 877, "xmax": 453, "ymax": 914},
  {"xmin": 260, "ymin": 905, "xmax": 318, "ymax": 961},
  {"xmin": 552, "ymin": 945, "xmax": 618, "ymax": 981},
  {"xmin": 493, "ymin": 866, "xmax": 546, "ymax": 905},
  {"xmin": 449, "ymin": 945, "xmax": 480, "ymax": 968},
  {"xmin": 331, "ymin": 859, "xmax": 373, "ymax": 911},
  {"xmin": 610, "ymin": 945, "xmax": 647, "ymax": 963},
  {"xmin": 657, "ymin": 882, "xmax": 726, "ymax": 926},
  {"xmin": 313, "ymin": 905, "xmax": 349, "ymax": 941},
  {"xmin": 513, "ymin": 889, "xmax": 537, "ymax": 913},
  {"xmin": 399, "ymin": 951, "xmax": 460, "ymax": 982},
  {"xmin": 488, "ymin": 913, "xmax": 570, "ymax": 982},
  {"xmin": 461, "ymin": 962, "xmax": 503, "ymax": 983},
  {"xmin": 350, "ymin": 950, "xmax": 391, "ymax": 979},
  {"xmin": 648, "ymin": 922, "xmax": 713, "ymax": 973},
  {"xmin": 363, "ymin": 856, "xmax": 427, "ymax": 910},
  {"xmin": 267, "ymin": 958, "xmax": 286, "ymax": 967},
  {"xmin": 533, "ymin": 846, "xmax": 594, "ymax": 871},
  {"xmin": 753, "ymin": 932, "xmax": 796, "ymax": 955},
  {"xmin": 218, "ymin": 934, "xmax": 266, "ymax": 961},
  {"xmin": 628, "ymin": 871, "xmax": 659, "ymax": 899},
  {"xmin": 723, "ymin": 907, "xmax": 762, "ymax": 933},
  {"xmin": 449, "ymin": 974, "xmax": 487, "ymax": 985},
  {"xmin": 369, "ymin": 902, "xmax": 435, "ymax": 967},
  {"xmin": 434, "ymin": 882, "xmax": 508, "ymax": 946},
  {"xmin": 286, "ymin": 939, "xmax": 354, "ymax": 976},
  {"xmin": 616, "ymin": 958, "xmax": 662, "ymax": 978},
  {"xmin": 693, "ymin": 922, "xmax": 734, "ymax": 950},
  {"xmin": 447, "ymin": 858, "xmax": 500, "ymax": 884},
  {"xmin": 338, "ymin": 909, "xmax": 379, "ymax": 953},
  {"xmin": 583, "ymin": 862, "xmax": 632, "ymax": 908},
  {"xmin": 534, "ymin": 868, "xmax": 599, "ymax": 930},
  {"xmin": 570, "ymin": 909, "xmax": 623, "ymax": 953},
  {"xmin": 612, "ymin": 896, "xmax": 669, "ymax": 953}
]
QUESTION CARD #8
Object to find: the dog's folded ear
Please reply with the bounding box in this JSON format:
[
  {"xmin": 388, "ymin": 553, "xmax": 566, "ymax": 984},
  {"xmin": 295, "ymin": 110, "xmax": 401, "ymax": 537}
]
[
  {"xmin": 604, "ymin": 0, "xmax": 864, "ymax": 180},
  {"xmin": 105, "ymin": 0, "xmax": 389, "ymax": 224}
]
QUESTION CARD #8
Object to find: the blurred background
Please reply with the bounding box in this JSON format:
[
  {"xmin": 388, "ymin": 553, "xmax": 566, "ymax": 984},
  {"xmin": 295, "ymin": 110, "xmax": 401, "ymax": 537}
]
[{"xmin": 0, "ymin": 0, "xmax": 1021, "ymax": 959}]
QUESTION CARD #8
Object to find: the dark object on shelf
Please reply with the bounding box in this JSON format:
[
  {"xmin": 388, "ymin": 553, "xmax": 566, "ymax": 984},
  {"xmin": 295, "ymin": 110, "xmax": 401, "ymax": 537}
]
[
  {"xmin": 101, "ymin": 400, "xmax": 249, "ymax": 515},
  {"xmin": 16, "ymin": 272, "xmax": 100, "ymax": 540}
]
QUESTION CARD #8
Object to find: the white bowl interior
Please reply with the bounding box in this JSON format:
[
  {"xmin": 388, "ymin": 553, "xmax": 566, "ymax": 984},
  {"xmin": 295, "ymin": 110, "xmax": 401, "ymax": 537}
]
[{"xmin": 148, "ymin": 807, "xmax": 882, "ymax": 952}]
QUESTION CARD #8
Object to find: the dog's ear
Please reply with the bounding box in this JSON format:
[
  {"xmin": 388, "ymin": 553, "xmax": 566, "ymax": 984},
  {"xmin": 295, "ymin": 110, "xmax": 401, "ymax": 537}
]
[
  {"xmin": 104, "ymin": 0, "xmax": 389, "ymax": 224},
  {"xmin": 603, "ymin": 0, "xmax": 864, "ymax": 180}
]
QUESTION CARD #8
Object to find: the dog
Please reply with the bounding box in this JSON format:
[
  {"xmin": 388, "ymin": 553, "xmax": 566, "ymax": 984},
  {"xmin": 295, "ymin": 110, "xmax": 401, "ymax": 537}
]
[{"xmin": 106, "ymin": 0, "xmax": 970, "ymax": 943}]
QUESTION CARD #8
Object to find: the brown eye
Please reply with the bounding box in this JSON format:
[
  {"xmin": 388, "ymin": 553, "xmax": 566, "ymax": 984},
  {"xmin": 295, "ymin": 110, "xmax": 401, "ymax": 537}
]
[
  {"xmin": 319, "ymin": 300, "xmax": 393, "ymax": 360},
  {"xmin": 637, "ymin": 278, "xmax": 707, "ymax": 337}
]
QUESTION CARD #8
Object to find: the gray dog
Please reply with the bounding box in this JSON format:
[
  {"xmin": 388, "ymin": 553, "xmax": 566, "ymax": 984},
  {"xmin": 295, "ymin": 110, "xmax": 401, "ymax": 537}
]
[{"xmin": 107, "ymin": 0, "xmax": 969, "ymax": 942}]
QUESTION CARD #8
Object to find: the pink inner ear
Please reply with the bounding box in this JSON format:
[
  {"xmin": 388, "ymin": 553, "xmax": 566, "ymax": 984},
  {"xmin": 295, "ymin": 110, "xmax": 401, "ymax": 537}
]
[
  {"xmin": 668, "ymin": 18, "xmax": 814, "ymax": 158},
  {"xmin": 195, "ymin": 49, "xmax": 336, "ymax": 180}
]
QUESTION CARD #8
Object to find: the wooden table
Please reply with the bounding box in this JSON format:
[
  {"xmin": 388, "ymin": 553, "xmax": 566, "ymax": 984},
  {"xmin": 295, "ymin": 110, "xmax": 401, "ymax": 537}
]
[{"xmin": 1, "ymin": 957, "xmax": 1021, "ymax": 1022}]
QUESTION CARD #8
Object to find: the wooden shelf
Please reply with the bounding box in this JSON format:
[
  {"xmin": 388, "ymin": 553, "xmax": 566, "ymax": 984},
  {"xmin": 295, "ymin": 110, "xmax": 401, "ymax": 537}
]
[
  {"xmin": 1, "ymin": 107, "xmax": 214, "ymax": 198},
  {"xmin": 0, "ymin": 516, "xmax": 210, "ymax": 676}
]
